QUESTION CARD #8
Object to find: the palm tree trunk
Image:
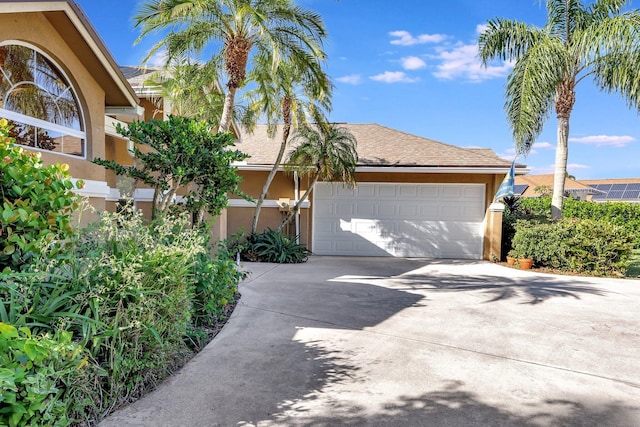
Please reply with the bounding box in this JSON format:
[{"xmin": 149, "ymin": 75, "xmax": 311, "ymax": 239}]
[
  {"xmin": 552, "ymin": 117, "xmax": 569, "ymax": 219},
  {"xmin": 277, "ymin": 172, "xmax": 319, "ymax": 233},
  {"xmin": 218, "ymin": 88, "xmax": 236, "ymax": 133},
  {"xmin": 251, "ymin": 122, "xmax": 291, "ymax": 233}
]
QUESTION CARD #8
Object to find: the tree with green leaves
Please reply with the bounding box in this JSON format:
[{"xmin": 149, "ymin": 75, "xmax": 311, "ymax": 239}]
[
  {"xmin": 93, "ymin": 116, "xmax": 248, "ymax": 223},
  {"xmin": 134, "ymin": 0, "xmax": 327, "ymax": 133},
  {"xmin": 243, "ymin": 52, "xmax": 332, "ymax": 234},
  {"xmin": 479, "ymin": 0, "xmax": 640, "ymax": 218},
  {"xmin": 277, "ymin": 121, "xmax": 357, "ymax": 232}
]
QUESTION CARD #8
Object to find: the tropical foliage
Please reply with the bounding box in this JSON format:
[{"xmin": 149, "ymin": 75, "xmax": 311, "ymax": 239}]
[
  {"xmin": 93, "ymin": 116, "xmax": 249, "ymax": 223},
  {"xmin": 0, "ymin": 119, "xmax": 82, "ymax": 271},
  {"xmin": 134, "ymin": 0, "xmax": 328, "ymax": 133},
  {"xmin": 0, "ymin": 119, "xmax": 247, "ymax": 424},
  {"xmin": 243, "ymin": 51, "xmax": 332, "ymax": 233},
  {"xmin": 241, "ymin": 228, "xmax": 310, "ymax": 263},
  {"xmin": 278, "ymin": 122, "xmax": 358, "ymax": 232},
  {"xmin": 479, "ymin": 0, "xmax": 640, "ymax": 218}
]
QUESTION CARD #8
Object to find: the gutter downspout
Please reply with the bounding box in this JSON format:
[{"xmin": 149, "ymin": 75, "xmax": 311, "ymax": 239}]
[{"xmin": 294, "ymin": 171, "xmax": 300, "ymax": 244}]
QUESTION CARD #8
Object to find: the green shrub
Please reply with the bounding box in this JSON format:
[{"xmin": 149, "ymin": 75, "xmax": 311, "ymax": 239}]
[
  {"xmin": 517, "ymin": 197, "xmax": 640, "ymax": 247},
  {"xmin": 243, "ymin": 229, "xmax": 310, "ymax": 263},
  {"xmin": 0, "ymin": 119, "xmax": 82, "ymax": 271},
  {"xmin": 191, "ymin": 241, "xmax": 245, "ymax": 327},
  {"xmin": 70, "ymin": 210, "xmax": 201, "ymax": 405},
  {"xmin": 0, "ymin": 323, "xmax": 92, "ymax": 427},
  {"xmin": 511, "ymin": 218, "xmax": 634, "ymax": 276}
]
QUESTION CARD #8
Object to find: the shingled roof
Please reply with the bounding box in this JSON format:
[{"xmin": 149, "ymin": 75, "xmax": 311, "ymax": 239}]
[{"xmin": 236, "ymin": 123, "xmax": 517, "ymax": 170}]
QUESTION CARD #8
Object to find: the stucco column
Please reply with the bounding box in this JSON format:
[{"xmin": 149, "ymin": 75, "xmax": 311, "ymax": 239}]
[
  {"xmin": 484, "ymin": 203, "xmax": 505, "ymax": 261},
  {"xmin": 209, "ymin": 208, "xmax": 228, "ymax": 243}
]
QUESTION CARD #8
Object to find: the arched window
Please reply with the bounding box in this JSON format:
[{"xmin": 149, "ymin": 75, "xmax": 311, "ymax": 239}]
[{"xmin": 0, "ymin": 43, "xmax": 85, "ymax": 157}]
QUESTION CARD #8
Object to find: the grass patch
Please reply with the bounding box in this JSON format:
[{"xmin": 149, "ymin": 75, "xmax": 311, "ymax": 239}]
[{"xmin": 626, "ymin": 250, "xmax": 640, "ymax": 278}]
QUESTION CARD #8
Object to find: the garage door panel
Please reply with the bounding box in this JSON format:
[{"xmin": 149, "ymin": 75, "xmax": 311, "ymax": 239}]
[
  {"xmin": 313, "ymin": 183, "xmax": 485, "ymax": 259},
  {"xmin": 378, "ymin": 186, "xmax": 397, "ymax": 197}
]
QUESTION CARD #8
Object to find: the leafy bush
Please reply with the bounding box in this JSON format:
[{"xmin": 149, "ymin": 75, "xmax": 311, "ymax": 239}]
[
  {"xmin": 242, "ymin": 229, "xmax": 310, "ymax": 263},
  {"xmin": 4, "ymin": 208, "xmax": 238, "ymax": 420},
  {"xmin": 516, "ymin": 197, "xmax": 640, "ymax": 247},
  {"xmin": 0, "ymin": 119, "xmax": 82, "ymax": 271},
  {"xmin": 510, "ymin": 218, "xmax": 634, "ymax": 276},
  {"xmin": 191, "ymin": 241, "xmax": 246, "ymax": 328},
  {"xmin": 93, "ymin": 116, "xmax": 249, "ymax": 222},
  {"xmin": 0, "ymin": 323, "xmax": 92, "ymax": 427}
]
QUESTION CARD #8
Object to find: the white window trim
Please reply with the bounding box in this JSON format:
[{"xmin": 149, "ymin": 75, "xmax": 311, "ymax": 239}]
[{"xmin": 0, "ymin": 41, "xmax": 87, "ymax": 159}]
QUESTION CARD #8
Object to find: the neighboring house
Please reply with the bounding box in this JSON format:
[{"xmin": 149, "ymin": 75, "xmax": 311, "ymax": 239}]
[
  {"xmin": 1, "ymin": 1, "xmax": 526, "ymax": 260},
  {"xmin": 514, "ymin": 174, "xmax": 603, "ymax": 200},
  {"xmin": 0, "ymin": 0, "xmax": 143, "ymax": 220},
  {"xmin": 232, "ymin": 124, "xmax": 526, "ymax": 260},
  {"xmin": 579, "ymin": 178, "xmax": 640, "ymax": 203}
]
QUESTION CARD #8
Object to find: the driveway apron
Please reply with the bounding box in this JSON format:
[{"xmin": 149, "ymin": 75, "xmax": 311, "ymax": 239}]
[{"xmin": 101, "ymin": 257, "xmax": 640, "ymax": 426}]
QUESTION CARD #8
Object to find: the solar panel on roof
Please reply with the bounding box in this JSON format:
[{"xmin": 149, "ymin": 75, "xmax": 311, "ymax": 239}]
[
  {"xmin": 608, "ymin": 190, "xmax": 625, "ymax": 199},
  {"xmin": 594, "ymin": 184, "xmax": 612, "ymax": 191},
  {"xmin": 611, "ymin": 184, "xmax": 627, "ymax": 191},
  {"xmin": 623, "ymin": 190, "xmax": 640, "ymax": 199},
  {"xmin": 592, "ymin": 194, "xmax": 607, "ymax": 200},
  {"xmin": 514, "ymin": 184, "xmax": 528, "ymax": 195},
  {"xmin": 626, "ymin": 183, "xmax": 640, "ymax": 191}
]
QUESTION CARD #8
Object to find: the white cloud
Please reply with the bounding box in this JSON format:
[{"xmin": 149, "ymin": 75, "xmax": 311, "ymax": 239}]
[
  {"xmin": 569, "ymin": 135, "xmax": 635, "ymax": 147},
  {"xmin": 476, "ymin": 24, "xmax": 489, "ymax": 34},
  {"xmin": 336, "ymin": 74, "xmax": 362, "ymax": 85},
  {"xmin": 432, "ymin": 42, "xmax": 512, "ymax": 82},
  {"xmin": 389, "ymin": 30, "xmax": 447, "ymax": 46},
  {"xmin": 568, "ymin": 163, "xmax": 591, "ymax": 170},
  {"xmin": 533, "ymin": 141, "xmax": 554, "ymax": 149},
  {"xmin": 146, "ymin": 49, "xmax": 168, "ymax": 67},
  {"xmin": 401, "ymin": 56, "xmax": 427, "ymax": 70},
  {"xmin": 369, "ymin": 71, "xmax": 419, "ymax": 83}
]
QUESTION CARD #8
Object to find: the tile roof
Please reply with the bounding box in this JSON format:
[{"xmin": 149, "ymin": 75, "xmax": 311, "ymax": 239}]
[
  {"xmin": 236, "ymin": 123, "xmax": 517, "ymax": 169},
  {"xmin": 514, "ymin": 174, "xmax": 601, "ymax": 197}
]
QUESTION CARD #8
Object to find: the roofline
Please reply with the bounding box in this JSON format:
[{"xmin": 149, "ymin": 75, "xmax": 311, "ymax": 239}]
[
  {"xmin": 236, "ymin": 165, "xmax": 530, "ymax": 174},
  {"xmin": 2, "ymin": 0, "xmax": 139, "ymax": 109}
]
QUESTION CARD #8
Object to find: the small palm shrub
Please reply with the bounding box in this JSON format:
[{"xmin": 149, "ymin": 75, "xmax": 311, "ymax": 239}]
[
  {"xmin": 242, "ymin": 229, "xmax": 310, "ymax": 263},
  {"xmin": 511, "ymin": 218, "xmax": 634, "ymax": 276}
]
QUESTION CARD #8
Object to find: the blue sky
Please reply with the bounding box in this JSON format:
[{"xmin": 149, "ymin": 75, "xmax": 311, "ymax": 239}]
[{"xmin": 75, "ymin": 0, "xmax": 640, "ymax": 179}]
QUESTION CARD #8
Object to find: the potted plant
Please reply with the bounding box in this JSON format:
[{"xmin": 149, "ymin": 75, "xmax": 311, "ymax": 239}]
[{"xmin": 508, "ymin": 249, "xmax": 533, "ymax": 270}]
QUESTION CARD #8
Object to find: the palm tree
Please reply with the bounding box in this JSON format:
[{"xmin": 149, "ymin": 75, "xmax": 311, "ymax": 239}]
[
  {"xmin": 145, "ymin": 58, "xmax": 227, "ymax": 124},
  {"xmin": 243, "ymin": 52, "xmax": 332, "ymax": 233},
  {"xmin": 134, "ymin": 0, "xmax": 327, "ymax": 133},
  {"xmin": 479, "ymin": 0, "xmax": 640, "ymax": 218},
  {"xmin": 276, "ymin": 121, "xmax": 358, "ymax": 232}
]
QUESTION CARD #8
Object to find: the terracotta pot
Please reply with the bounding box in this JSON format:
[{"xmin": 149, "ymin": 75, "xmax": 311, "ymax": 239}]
[
  {"xmin": 506, "ymin": 256, "xmax": 516, "ymax": 266},
  {"xmin": 518, "ymin": 258, "xmax": 533, "ymax": 270}
]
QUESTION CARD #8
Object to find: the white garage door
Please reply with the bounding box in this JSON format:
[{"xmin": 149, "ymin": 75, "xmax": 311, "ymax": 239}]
[{"xmin": 312, "ymin": 182, "xmax": 485, "ymax": 259}]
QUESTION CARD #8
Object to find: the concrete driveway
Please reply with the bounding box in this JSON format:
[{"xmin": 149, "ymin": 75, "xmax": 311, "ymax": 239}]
[{"xmin": 101, "ymin": 257, "xmax": 640, "ymax": 427}]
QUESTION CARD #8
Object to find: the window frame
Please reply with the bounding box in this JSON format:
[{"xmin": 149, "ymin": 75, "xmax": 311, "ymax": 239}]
[{"xmin": 0, "ymin": 41, "xmax": 87, "ymax": 159}]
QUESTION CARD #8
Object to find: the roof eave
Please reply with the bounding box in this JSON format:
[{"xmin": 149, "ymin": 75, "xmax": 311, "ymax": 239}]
[{"xmin": 2, "ymin": 1, "xmax": 140, "ymax": 109}]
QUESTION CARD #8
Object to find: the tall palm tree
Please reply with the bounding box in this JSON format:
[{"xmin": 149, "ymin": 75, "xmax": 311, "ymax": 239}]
[
  {"xmin": 276, "ymin": 121, "xmax": 357, "ymax": 232},
  {"xmin": 479, "ymin": 0, "xmax": 640, "ymax": 218},
  {"xmin": 134, "ymin": 0, "xmax": 327, "ymax": 133},
  {"xmin": 243, "ymin": 52, "xmax": 332, "ymax": 233}
]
